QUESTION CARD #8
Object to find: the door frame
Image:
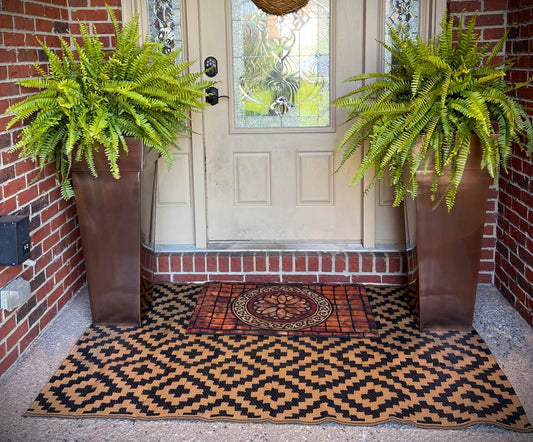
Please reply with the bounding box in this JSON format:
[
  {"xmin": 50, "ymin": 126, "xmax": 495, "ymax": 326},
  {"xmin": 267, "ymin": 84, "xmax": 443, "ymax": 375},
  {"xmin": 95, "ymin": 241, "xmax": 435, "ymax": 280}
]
[{"xmin": 122, "ymin": 0, "xmax": 446, "ymax": 249}]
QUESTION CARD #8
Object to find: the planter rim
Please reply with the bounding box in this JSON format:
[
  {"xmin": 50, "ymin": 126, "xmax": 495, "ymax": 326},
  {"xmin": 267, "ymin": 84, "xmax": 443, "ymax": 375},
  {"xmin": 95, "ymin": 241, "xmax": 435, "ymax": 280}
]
[
  {"xmin": 413, "ymin": 134, "xmax": 487, "ymax": 170},
  {"xmin": 70, "ymin": 137, "xmax": 144, "ymax": 173}
]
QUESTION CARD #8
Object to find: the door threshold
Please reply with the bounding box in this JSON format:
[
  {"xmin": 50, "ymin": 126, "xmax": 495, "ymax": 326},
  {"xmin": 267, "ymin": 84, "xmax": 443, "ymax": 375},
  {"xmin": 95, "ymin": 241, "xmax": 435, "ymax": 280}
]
[{"xmin": 147, "ymin": 241, "xmax": 405, "ymax": 253}]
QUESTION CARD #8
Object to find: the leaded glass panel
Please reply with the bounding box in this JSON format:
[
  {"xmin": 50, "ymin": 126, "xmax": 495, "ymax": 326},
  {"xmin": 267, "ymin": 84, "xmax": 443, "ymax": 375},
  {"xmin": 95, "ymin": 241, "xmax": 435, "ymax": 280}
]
[
  {"xmin": 384, "ymin": 0, "xmax": 419, "ymax": 69},
  {"xmin": 148, "ymin": 0, "xmax": 182, "ymax": 55},
  {"xmin": 231, "ymin": 0, "xmax": 330, "ymax": 129}
]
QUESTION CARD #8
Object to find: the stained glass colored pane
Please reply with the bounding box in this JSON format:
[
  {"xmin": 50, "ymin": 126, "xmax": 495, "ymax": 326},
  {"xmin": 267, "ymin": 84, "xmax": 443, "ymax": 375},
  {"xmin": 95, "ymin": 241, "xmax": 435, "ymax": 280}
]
[
  {"xmin": 148, "ymin": 0, "xmax": 182, "ymax": 55},
  {"xmin": 232, "ymin": 0, "xmax": 330, "ymax": 129},
  {"xmin": 384, "ymin": 0, "xmax": 419, "ymax": 69}
]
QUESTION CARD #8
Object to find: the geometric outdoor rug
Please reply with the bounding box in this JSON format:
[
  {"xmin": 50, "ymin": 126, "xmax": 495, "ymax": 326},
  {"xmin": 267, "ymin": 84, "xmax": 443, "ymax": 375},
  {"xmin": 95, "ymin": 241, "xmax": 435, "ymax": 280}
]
[
  {"xmin": 25, "ymin": 283, "xmax": 532, "ymax": 432},
  {"xmin": 186, "ymin": 282, "xmax": 378, "ymax": 338}
]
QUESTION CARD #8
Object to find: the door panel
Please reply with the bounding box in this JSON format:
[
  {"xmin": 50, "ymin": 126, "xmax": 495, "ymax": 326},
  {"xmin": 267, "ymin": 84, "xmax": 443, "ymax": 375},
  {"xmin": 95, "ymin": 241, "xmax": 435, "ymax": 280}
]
[
  {"xmin": 155, "ymin": 140, "xmax": 195, "ymax": 244},
  {"xmin": 296, "ymin": 152, "xmax": 334, "ymax": 205},
  {"xmin": 234, "ymin": 153, "xmax": 271, "ymax": 205}
]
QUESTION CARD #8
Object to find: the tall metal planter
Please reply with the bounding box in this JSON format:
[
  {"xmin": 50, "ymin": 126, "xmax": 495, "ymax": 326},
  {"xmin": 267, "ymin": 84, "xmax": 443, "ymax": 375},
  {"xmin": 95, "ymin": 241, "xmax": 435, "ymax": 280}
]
[
  {"xmin": 404, "ymin": 136, "xmax": 490, "ymax": 330},
  {"xmin": 71, "ymin": 138, "xmax": 143, "ymax": 326}
]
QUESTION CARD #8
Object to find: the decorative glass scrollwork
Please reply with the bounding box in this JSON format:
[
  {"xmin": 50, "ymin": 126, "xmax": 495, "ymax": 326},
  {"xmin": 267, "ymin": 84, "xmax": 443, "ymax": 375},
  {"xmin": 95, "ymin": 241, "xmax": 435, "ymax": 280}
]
[
  {"xmin": 269, "ymin": 96, "xmax": 294, "ymax": 116},
  {"xmin": 384, "ymin": 0, "xmax": 419, "ymax": 70},
  {"xmin": 387, "ymin": 0, "xmax": 418, "ymax": 31},
  {"xmin": 148, "ymin": 0, "xmax": 182, "ymax": 55},
  {"xmin": 232, "ymin": 0, "xmax": 330, "ymax": 129}
]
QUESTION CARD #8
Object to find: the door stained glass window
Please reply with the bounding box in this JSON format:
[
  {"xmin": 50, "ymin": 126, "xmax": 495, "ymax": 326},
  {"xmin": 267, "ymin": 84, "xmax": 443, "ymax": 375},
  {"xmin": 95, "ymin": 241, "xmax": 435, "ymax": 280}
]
[
  {"xmin": 231, "ymin": 0, "xmax": 330, "ymax": 129},
  {"xmin": 148, "ymin": 0, "xmax": 182, "ymax": 55},
  {"xmin": 384, "ymin": 0, "xmax": 419, "ymax": 69}
]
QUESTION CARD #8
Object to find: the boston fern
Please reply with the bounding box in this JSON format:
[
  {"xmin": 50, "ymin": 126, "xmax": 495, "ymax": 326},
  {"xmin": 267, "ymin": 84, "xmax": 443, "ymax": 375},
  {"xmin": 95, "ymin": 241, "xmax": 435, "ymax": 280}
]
[
  {"xmin": 333, "ymin": 13, "xmax": 533, "ymax": 210},
  {"xmin": 6, "ymin": 6, "xmax": 212, "ymax": 199}
]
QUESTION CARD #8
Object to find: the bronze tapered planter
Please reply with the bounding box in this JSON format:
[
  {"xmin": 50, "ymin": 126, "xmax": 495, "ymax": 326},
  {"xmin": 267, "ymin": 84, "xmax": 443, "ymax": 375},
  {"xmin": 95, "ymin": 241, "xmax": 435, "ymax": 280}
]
[
  {"xmin": 404, "ymin": 136, "xmax": 490, "ymax": 330},
  {"xmin": 71, "ymin": 138, "xmax": 143, "ymax": 326}
]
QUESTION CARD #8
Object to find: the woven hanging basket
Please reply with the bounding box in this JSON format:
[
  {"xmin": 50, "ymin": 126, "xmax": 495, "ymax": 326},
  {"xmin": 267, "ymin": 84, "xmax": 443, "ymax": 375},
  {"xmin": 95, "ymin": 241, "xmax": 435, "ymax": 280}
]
[{"xmin": 251, "ymin": 0, "xmax": 310, "ymax": 16}]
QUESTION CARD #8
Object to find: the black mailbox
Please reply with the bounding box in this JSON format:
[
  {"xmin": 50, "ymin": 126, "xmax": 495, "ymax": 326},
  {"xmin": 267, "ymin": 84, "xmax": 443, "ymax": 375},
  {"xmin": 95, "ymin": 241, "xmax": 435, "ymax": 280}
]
[{"xmin": 0, "ymin": 215, "xmax": 31, "ymax": 266}]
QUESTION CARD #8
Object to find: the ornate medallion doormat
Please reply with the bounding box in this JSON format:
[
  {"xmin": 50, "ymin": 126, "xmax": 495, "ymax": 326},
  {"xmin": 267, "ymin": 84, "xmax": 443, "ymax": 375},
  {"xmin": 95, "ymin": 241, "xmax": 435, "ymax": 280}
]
[
  {"xmin": 26, "ymin": 283, "xmax": 532, "ymax": 432},
  {"xmin": 186, "ymin": 282, "xmax": 378, "ymax": 338}
]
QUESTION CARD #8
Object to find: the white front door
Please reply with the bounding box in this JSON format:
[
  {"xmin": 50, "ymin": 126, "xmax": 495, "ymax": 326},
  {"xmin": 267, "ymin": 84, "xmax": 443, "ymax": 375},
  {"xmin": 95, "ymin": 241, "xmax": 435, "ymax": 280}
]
[
  {"xmin": 127, "ymin": 0, "xmax": 445, "ymax": 249},
  {"xmin": 199, "ymin": 0, "xmax": 366, "ymax": 243}
]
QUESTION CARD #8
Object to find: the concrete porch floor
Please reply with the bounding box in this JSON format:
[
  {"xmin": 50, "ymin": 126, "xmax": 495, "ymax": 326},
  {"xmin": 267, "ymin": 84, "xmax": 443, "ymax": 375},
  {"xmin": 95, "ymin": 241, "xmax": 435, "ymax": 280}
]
[{"xmin": 0, "ymin": 284, "xmax": 532, "ymax": 442}]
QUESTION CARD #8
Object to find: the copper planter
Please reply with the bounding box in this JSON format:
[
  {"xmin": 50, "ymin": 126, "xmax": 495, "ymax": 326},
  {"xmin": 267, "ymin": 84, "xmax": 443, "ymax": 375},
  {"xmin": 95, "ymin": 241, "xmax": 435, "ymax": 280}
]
[
  {"xmin": 71, "ymin": 138, "xmax": 143, "ymax": 326},
  {"xmin": 404, "ymin": 136, "xmax": 490, "ymax": 330}
]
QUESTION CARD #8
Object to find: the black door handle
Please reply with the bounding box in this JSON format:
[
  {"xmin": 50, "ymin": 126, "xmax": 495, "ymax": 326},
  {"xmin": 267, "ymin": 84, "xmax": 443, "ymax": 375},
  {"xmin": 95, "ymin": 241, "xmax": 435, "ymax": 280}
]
[
  {"xmin": 206, "ymin": 87, "xmax": 229, "ymax": 106},
  {"xmin": 206, "ymin": 87, "xmax": 219, "ymax": 105}
]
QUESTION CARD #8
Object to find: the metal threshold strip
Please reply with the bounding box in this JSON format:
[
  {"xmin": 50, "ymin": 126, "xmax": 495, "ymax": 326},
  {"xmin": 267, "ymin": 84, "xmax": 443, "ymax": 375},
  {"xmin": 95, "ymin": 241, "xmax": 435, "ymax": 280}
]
[{"xmin": 146, "ymin": 241, "xmax": 406, "ymax": 253}]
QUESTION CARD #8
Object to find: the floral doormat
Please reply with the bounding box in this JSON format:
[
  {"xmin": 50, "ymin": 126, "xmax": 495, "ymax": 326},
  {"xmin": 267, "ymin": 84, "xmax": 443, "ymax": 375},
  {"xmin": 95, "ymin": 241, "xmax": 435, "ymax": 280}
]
[
  {"xmin": 25, "ymin": 283, "xmax": 532, "ymax": 432},
  {"xmin": 186, "ymin": 282, "xmax": 378, "ymax": 338}
]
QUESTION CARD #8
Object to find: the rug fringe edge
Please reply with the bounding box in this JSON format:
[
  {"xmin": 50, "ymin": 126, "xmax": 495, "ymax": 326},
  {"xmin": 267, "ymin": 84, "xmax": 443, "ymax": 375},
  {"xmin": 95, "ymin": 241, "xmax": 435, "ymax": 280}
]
[{"xmin": 22, "ymin": 411, "xmax": 533, "ymax": 433}]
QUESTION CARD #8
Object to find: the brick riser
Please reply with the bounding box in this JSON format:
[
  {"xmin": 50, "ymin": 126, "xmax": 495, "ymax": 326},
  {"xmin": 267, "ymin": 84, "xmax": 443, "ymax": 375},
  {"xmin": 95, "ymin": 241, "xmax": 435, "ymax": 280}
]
[
  {"xmin": 142, "ymin": 244, "xmax": 495, "ymax": 287},
  {"xmin": 142, "ymin": 247, "xmax": 408, "ymax": 286}
]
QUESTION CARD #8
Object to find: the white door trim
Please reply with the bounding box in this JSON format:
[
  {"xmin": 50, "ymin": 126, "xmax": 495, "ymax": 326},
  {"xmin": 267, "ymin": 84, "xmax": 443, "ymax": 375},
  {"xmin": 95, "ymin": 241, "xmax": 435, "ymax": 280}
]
[
  {"xmin": 361, "ymin": 0, "xmax": 446, "ymax": 248},
  {"xmin": 185, "ymin": 0, "xmax": 209, "ymax": 248}
]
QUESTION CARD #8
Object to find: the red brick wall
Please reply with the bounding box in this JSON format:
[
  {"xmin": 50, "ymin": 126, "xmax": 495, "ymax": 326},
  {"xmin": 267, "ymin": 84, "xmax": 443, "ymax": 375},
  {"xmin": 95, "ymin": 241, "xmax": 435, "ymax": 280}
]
[
  {"xmin": 496, "ymin": 1, "xmax": 533, "ymax": 326},
  {"xmin": 448, "ymin": 0, "xmax": 533, "ymax": 326},
  {"xmin": 447, "ymin": 0, "xmax": 508, "ymax": 286},
  {"xmin": 0, "ymin": 0, "xmax": 121, "ymax": 377}
]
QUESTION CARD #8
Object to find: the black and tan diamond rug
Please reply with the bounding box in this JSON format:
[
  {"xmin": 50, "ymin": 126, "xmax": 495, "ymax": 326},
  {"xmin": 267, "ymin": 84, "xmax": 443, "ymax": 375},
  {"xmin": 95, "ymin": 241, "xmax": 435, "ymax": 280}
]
[
  {"xmin": 26, "ymin": 283, "xmax": 532, "ymax": 432},
  {"xmin": 186, "ymin": 282, "xmax": 378, "ymax": 338}
]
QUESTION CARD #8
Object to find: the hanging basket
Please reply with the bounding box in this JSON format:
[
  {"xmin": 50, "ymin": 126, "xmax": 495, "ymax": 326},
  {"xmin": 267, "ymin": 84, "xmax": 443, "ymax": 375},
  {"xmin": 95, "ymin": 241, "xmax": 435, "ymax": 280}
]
[{"xmin": 251, "ymin": 0, "xmax": 310, "ymax": 16}]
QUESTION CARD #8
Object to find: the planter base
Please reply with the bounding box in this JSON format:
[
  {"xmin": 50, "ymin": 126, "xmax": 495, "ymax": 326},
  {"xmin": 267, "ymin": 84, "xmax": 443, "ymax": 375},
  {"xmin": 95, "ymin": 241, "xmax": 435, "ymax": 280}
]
[
  {"xmin": 72, "ymin": 139, "xmax": 143, "ymax": 326},
  {"xmin": 404, "ymin": 138, "xmax": 490, "ymax": 330}
]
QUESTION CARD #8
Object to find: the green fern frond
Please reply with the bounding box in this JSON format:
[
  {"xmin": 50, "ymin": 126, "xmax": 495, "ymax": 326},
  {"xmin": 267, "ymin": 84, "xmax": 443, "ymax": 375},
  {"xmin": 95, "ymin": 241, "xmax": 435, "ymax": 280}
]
[
  {"xmin": 333, "ymin": 10, "xmax": 533, "ymax": 210},
  {"xmin": 16, "ymin": 77, "xmax": 50, "ymax": 89},
  {"xmin": 6, "ymin": 4, "xmax": 214, "ymax": 200},
  {"xmin": 439, "ymin": 12, "xmax": 453, "ymax": 60}
]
